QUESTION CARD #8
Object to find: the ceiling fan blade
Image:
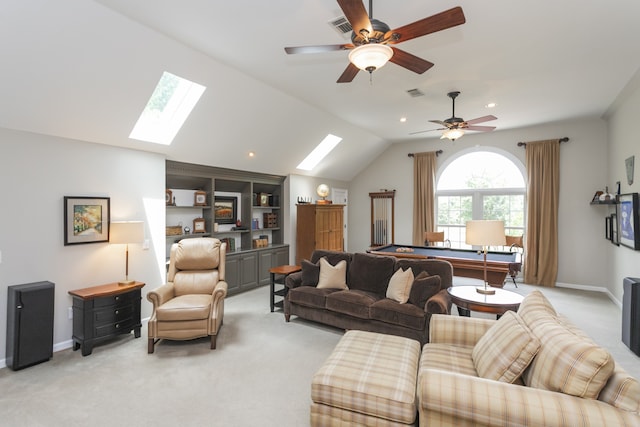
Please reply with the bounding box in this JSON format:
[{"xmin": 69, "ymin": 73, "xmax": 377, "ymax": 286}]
[
  {"xmin": 337, "ymin": 63, "xmax": 360, "ymax": 83},
  {"xmin": 386, "ymin": 7, "xmax": 466, "ymax": 44},
  {"xmin": 409, "ymin": 127, "xmax": 445, "ymax": 135},
  {"xmin": 465, "ymin": 115, "xmax": 497, "ymax": 125},
  {"xmin": 337, "ymin": 0, "xmax": 372, "ymax": 36},
  {"xmin": 285, "ymin": 44, "xmax": 353, "ymax": 54},
  {"xmin": 389, "ymin": 47, "xmax": 434, "ymax": 74},
  {"xmin": 429, "ymin": 120, "xmax": 450, "ymax": 127},
  {"xmin": 465, "ymin": 125, "xmax": 496, "ymax": 132}
]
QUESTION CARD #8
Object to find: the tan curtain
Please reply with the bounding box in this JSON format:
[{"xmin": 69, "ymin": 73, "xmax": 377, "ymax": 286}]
[
  {"xmin": 412, "ymin": 152, "xmax": 437, "ymax": 245},
  {"xmin": 524, "ymin": 140, "xmax": 560, "ymax": 286}
]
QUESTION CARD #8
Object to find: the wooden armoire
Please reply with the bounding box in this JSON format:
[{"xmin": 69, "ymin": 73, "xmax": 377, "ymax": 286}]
[{"xmin": 296, "ymin": 204, "xmax": 344, "ymax": 265}]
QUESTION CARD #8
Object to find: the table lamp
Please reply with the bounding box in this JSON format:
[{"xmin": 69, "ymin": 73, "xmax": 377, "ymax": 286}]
[
  {"xmin": 465, "ymin": 220, "xmax": 506, "ymax": 295},
  {"xmin": 110, "ymin": 221, "xmax": 144, "ymax": 286}
]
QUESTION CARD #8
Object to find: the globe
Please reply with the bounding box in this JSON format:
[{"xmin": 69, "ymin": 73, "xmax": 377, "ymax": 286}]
[{"xmin": 316, "ymin": 184, "xmax": 330, "ymax": 198}]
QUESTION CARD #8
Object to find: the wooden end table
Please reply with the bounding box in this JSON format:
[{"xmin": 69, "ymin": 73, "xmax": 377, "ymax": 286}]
[
  {"xmin": 269, "ymin": 265, "xmax": 301, "ymax": 312},
  {"xmin": 447, "ymin": 285, "xmax": 523, "ymax": 319}
]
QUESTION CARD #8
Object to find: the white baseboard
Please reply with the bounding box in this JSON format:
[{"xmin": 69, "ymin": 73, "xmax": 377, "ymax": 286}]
[{"xmin": 556, "ymin": 282, "xmax": 622, "ymax": 308}]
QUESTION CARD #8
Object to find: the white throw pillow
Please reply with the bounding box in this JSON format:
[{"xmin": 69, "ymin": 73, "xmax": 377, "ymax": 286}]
[
  {"xmin": 386, "ymin": 267, "xmax": 415, "ymax": 303},
  {"xmin": 316, "ymin": 258, "xmax": 348, "ymax": 289}
]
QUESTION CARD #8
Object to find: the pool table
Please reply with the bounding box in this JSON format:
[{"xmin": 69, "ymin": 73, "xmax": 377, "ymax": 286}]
[{"xmin": 368, "ymin": 244, "xmax": 521, "ymax": 288}]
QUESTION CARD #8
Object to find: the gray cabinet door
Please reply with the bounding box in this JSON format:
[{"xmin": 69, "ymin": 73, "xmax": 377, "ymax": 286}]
[
  {"xmin": 239, "ymin": 252, "xmax": 258, "ymax": 290},
  {"xmin": 225, "ymin": 254, "xmax": 241, "ymax": 294}
]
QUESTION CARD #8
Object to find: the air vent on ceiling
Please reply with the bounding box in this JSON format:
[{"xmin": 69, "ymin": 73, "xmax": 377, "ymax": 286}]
[
  {"xmin": 406, "ymin": 88, "xmax": 425, "ymax": 98},
  {"xmin": 328, "ymin": 15, "xmax": 352, "ymax": 36}
]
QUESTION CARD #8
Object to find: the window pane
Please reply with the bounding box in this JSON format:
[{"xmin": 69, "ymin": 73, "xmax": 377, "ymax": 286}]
[
  {"xmin": 437, "ymin": 195, "xmax": 472, "ymax": 226},
  {"xmin": 438, "ymin": 152, "xmax": 525, "ymax": 190},
  {"xmin": 435, "ymin": 151, "xmax": 526, "ymax": 249}
]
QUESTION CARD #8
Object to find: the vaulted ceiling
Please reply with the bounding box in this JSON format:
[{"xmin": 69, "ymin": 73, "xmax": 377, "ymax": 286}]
[{"xmin": 2, "ymin": 1, "xmax": 640, "ymax": 181}]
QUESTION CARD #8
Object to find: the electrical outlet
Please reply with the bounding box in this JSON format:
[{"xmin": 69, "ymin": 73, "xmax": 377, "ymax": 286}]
[
  {"xmin": 142, "ymin": 239, "xmax": 150, "ymax": 250},
  {"xmin": 68, "ymin": 307, "xmax": 73, "ymax": 320}
]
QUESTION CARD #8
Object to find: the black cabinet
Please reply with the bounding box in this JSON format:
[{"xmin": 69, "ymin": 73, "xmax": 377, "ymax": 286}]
[
  {"xmin": 69, "ymin": 282, "xmax": 144, "ymax": 356},
  {"xmin": 623, "ymin": 277, "xmax": 640, "ymax": 356},
  {"xmin": 6, "ymin": 281, "xmax": 55, "ymax": 370}
]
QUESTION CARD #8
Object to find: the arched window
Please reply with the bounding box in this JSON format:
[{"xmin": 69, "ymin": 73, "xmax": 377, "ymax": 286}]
[{"xmin": 436, "ymin": 150, "xmax": 526, "ymax": 248}]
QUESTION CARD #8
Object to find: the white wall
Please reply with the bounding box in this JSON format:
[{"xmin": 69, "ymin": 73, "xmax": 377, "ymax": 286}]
[
  {"xmin": 0, "ymin": 128, "xmax": 165, "ymax": 365},
  {"xmin": 348, "ymin": 117, "xmax": 610, "ymax": 289},
  {"xmin": 606, "ymin": 70, "xmax": 640, "ymax": 302}
]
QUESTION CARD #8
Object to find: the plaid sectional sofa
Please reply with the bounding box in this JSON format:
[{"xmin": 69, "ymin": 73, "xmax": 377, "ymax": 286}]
[{"xmin": 417, "ymin": 290, "xmax": 640, "ymax": 426}]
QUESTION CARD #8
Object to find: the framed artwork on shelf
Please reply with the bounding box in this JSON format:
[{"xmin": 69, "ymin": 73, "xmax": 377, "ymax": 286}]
[
  {"xmin": 193, "ymin": 218, "xmax": 206, "ymax": 233},
  {"xmin": 194, "ymin": 191, "xmax": 207, "ymax": 206},
  {"xmin": 64, "ymin": 196, "xmax": 110, "ymax": 245},
  {"xmin": 214, "ymin": 196, "xmax": 237, "ymax": 224},
  {"xmin": 617, "ymin": 193, "xmax": 640, "ymax": 250}
]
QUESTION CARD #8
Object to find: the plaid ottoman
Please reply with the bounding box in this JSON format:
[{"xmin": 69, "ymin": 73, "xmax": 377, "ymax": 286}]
[{"xmin": 311, "ymin": 330, "xmax": 421, "ymax": 426}]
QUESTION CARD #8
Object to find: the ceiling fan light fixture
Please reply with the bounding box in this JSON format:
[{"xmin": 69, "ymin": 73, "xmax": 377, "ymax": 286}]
[
  {"xmin": 348, "ymin": 44, "xmax": 393, "ymax": 73},
  {"xmin": 441, "ymin": 128, "xmax": 465, "ymax": 141}
]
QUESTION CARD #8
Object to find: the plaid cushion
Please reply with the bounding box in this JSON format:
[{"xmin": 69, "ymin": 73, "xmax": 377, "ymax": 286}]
[
  {"xmin": 517, "ymin": 289, "xmax": 557, "ymax": 329},
  {"xmin": 429, "ymin": 314, "xmax": 495, "ymax": 347},
  {"xmin": 419, "ymin": 368, "xmax": 640, "ymax": 427},
  {"xmin": 522, "ymin": 309, "xmax": 615, "ymax": 399},
  {"xmin": 311, "ymin": 330, "xmax": 420, "ymax": 424},
  {"xmin": 311, "ymin": 402, "xmax": 411, "ymax": 426},
  {"xmin": 420, "ymin": 343, "xmax": 477, "ymax": 377},
  {"xmin": 472, "ymin": 311, "xmax": 540, "ymax": 383},
  {"xmin": 598, "ymin": 365, "xmax": 640, "ymax": 413}
]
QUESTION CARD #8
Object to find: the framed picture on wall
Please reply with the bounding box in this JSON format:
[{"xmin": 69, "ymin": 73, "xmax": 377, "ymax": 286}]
[
  {"xmin": 610, "ymin": 213, "xmax": 619, "ymax": 246},
  {"xmin": 64, "ymin": 196, "xmax": 110, "ymax": 245},
  {"xmin": 617, "ymin": 193, "xmax": 640, "ymax": 250}
]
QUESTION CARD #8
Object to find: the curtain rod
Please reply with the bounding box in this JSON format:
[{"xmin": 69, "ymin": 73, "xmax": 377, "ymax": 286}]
[
  {"xmin": 517, "ymin": 137, "xmax": 569, "ymax": 148},
  {"xmin": 408, "ymin": 150, "xmax": 443, "ymax": 157}
]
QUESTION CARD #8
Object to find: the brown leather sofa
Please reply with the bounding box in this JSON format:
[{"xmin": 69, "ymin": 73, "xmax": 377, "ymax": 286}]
[{"xmin": 284, "ymin": 250, "xmax": 453, "ymax": 344}]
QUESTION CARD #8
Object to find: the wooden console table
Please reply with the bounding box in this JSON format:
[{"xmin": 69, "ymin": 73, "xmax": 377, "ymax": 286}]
[{"xmin": 69, "ymin": 281, "xmax": 145, "ymax": 356}]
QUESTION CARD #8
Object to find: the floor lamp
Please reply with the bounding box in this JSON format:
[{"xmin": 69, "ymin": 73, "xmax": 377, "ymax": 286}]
[
  {"xmin": 110, "ymin": 221, "xmax": 144, "ymax": 286},
  {"xmin": 466, "ymin": 220, "xmax": 506, "ymax": 295}
]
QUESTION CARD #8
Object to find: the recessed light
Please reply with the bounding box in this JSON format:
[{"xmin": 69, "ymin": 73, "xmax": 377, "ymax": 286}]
[
  {"xmin": 485, "ymin": 102, "xmax": 497, "ymax": 108},
  {"xmin": 400, "ymin": 117, "xmax": 407, "ymax": 122},
  {"xmin": 248, "ymin": 151, "xmax": 255, "ymax": 157}
]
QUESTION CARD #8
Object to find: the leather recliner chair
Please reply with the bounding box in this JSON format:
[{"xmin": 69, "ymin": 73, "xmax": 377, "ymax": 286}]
[{"xmin": 147, "ymin": 238, "xmax": 228, "ymax": 353}]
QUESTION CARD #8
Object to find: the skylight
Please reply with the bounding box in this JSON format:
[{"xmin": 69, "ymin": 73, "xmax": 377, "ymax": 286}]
[
  {"xmin": 297, "ymin": 134, "xmax": 343, "ymax": 171},
  {"xmin": 129, "ymin": 72, "xmax": 206, "ymax": 145}
]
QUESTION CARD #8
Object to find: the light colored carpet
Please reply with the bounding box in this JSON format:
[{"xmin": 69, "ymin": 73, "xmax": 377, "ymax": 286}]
[{"xmin": 0, "ymin": 281, "xmax": 638, "ymax": 426}]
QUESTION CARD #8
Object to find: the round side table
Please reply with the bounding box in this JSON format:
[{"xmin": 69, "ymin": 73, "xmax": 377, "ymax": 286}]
[{"xmin": 447, "ymin": 285, "xmax": 523, "ymax": 318}]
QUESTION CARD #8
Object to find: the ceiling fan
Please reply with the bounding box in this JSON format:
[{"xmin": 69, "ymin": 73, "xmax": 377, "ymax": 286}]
[
  {"xmin": 284, "ymin": 0, "xmax": 465, "ymax": 83},
  {"xmin": 410, "ymin": 91, "xmax": 497, "ymax": 141}
]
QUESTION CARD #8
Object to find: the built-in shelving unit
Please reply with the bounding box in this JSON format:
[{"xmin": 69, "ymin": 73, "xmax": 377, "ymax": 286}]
[{"xmin": 166, "ymin": 160, "xmax": 289, "ymax": 295}]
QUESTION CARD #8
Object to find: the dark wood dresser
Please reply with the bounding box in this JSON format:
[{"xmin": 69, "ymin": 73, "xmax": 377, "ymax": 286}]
[{"xmin": 68, "ymin": 281, "xmax": 145, "ymax": 356}]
